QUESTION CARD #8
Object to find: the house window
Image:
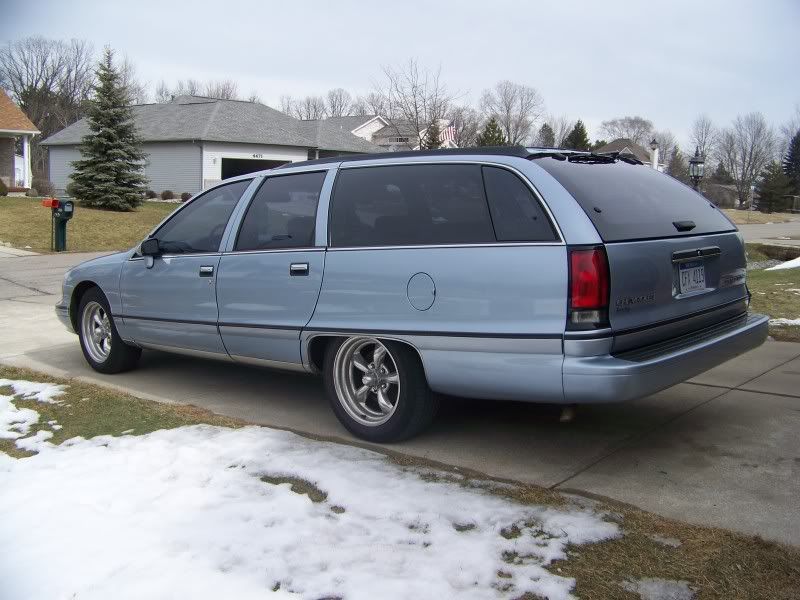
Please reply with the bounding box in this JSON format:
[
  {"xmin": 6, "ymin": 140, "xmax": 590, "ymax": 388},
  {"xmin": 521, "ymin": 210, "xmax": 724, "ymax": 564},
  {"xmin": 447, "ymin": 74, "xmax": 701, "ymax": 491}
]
[{"xmin": 387, "ymin": 136, "xmax": 410, "ymax": 144}]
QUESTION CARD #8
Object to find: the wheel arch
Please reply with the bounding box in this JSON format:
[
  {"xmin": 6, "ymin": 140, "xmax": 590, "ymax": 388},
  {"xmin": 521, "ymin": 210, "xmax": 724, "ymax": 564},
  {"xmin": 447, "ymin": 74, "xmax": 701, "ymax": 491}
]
[
  {"xmin": 305, "ymin": 333, "xmax": 429, "ymax": 380},
  {"xmin": 69, "ymin": 280, "xmax": 101, "ymax": 331}
]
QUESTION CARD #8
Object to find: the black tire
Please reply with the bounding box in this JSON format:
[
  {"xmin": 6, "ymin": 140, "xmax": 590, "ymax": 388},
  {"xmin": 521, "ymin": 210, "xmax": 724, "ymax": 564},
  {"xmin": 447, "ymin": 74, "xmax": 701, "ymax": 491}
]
[
  {"xmin": 77, "ymin": 287, "xmax": 141, "ymax": 374},
  {"xmin": 323, "ymin": 337, "xmax": 439, "ymax": 442}
]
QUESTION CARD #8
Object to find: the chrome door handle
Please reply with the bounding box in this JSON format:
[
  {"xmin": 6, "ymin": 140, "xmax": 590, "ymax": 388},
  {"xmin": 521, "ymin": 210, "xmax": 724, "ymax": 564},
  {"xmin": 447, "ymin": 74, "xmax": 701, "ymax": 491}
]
[
  {"xmin": 290, "ymin": 262, "xmax": 309, "ymax": 276},
  {"xmin": 199, "ymin": 265, "xmax": 215, "ymax": 277}
]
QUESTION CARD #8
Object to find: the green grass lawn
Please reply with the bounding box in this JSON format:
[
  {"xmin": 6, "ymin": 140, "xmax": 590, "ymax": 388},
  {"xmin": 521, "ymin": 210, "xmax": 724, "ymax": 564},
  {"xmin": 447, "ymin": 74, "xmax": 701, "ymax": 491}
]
[
  {"xmin": 748, "ymin": 266, "xmax": 800, "ymax": 342},
  {"xmin": 0, "ymin": 197, "xmax": 176, "ymax": 253},
  {"xmin": 2, "ymin": 364, "xmax": 799, "ymax": 599}
]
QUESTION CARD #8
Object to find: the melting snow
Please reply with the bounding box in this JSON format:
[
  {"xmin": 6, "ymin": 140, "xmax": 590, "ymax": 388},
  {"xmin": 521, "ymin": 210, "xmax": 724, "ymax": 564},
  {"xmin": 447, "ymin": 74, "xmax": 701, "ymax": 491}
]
[
  {"xmin": 766, "ymin": 256, "xmax": 800, "ymax": 270},
  {"xmin": 769, "ymin": 318, "xmax": 800, "ymax": 326},
  {"xmin": 0, "ymin": 379, "xmax": 619, "ymax": 600},
  {"xmin": 621, "ymin": 578, "xmax": 695, "ymax": 599}
]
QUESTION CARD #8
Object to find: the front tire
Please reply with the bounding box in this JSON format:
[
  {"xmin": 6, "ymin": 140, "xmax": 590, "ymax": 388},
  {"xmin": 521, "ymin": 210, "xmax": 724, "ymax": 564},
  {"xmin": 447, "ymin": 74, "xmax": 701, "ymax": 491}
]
[
  {"xmin": 78, "ymin": 287, "xmax": 141, "ymax": 374},
  {"xmin": 323, "ymin": 337, "xmax": 438, "ymax": 442}
]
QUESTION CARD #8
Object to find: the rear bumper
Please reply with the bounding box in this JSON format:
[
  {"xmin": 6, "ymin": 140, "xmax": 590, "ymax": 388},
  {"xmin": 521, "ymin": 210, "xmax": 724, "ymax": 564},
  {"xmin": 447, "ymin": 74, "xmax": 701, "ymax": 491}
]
[
  {"xmin": 55, "ymin": 300, "xmax": 74, "ymax": 333},
  {"xmin": 562, "ymin": 312, "xmax": 769, "ymax": 403}
]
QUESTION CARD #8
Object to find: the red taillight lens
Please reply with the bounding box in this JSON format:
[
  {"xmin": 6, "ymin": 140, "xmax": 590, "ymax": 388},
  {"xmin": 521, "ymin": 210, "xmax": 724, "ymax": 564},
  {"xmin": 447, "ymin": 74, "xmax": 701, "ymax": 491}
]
[{"xmin": 568, "ymin": 247, "xmax": 609, "ymax": 329}]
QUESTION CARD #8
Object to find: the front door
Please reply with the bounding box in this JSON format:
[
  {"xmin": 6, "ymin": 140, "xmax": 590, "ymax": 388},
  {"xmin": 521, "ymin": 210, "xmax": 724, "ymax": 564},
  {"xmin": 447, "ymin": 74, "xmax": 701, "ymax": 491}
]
[
  {"xmin": 120, "ymin": 179, "xmax": 253, "ymax": 355},
  {"xmin": 217, "ymin": 170, "xmax": 328, "ymax": 367}
]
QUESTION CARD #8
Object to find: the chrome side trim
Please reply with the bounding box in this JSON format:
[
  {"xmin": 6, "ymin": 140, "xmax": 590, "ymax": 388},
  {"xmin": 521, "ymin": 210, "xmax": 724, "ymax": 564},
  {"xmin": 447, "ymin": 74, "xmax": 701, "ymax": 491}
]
[
  {"xmin": 222, "ymin": 247, "xmax": 325, "ymax": 256},
  {"xmin": 328, "ymin": 242, "xmax": 563, "ymax": 252},
  {"xmin": 135, "ymin": 341, "xmax": 234, "ymax": 362},
  {"xmin": 229, "ymin": 354, "xmax": 308, "ymax": 372}
]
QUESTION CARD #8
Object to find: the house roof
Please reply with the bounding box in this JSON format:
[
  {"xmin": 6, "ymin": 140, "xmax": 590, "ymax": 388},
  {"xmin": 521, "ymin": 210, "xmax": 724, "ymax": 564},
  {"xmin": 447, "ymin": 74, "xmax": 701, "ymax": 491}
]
[
  {"xmin": 595, "ymin": 138, "xmax": 651, "ymax": 163},
  {"xmin": 373, "ymin": 121, "xmax": 419, "ymax": 139},
  {"xmin": 316, "ymin": 115, "xmax": 381, "ymax": 134},
  {"xmin": 299, "ymin": 117, "xmax": 381, "ymax": 153},
  {"xmin": 0, "ymin": 89, "xmax": 39, "ymax": 134},
  {"xmin": 41, "ymin": 95, "xmax": 379, "ymax": 153}
]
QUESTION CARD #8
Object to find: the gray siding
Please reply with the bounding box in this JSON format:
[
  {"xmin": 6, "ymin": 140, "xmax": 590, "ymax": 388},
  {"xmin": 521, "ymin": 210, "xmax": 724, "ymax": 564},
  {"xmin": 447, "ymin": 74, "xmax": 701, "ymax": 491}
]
[{"xmin": 47, "ymin": 141, "xmax": 202, "ymax": 195}]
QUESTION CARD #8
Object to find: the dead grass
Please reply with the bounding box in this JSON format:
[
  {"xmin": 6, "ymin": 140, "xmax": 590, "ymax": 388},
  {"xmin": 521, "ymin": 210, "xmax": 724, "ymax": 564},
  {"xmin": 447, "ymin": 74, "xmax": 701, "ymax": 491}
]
[
  {"xmin": 2, "ymin": 365, "xmax": 799, "ymax": 599},
  {"xmin": 0, "ymin": 197, "xmax": 176, "ymax": 252},
  {"xmin": 747, "ymin": 267, "xmax": 800, "ymax": 341},
  {"xmin": 722, "ymin": 209, "xmax": 797, "ymax": 225}
]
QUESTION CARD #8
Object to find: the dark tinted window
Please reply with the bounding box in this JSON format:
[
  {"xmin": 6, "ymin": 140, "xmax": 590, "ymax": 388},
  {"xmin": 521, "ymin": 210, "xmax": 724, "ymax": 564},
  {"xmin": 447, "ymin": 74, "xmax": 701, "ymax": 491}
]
[
  {"xmin": 235, "ymin": 171, "xmax": 325, "ymax": 250},
  {"xmin": 154, "ymin": 180, "xmax": 250, "ymax": 253},
  {"xmin": 482, "ymin": 166, "xmax": 557, "ymax": 241},
  {"xmin": 330, "ymin": 164, "xmax": 495, "ymax": 247},
  {"xmin": 535, "ymin": 158, "xmax": 735, "ymax": 242}
]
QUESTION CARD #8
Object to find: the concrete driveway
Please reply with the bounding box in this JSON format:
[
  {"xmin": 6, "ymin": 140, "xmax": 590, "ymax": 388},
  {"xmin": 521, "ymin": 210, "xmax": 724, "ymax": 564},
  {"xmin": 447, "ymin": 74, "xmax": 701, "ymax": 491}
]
[{"xmin": 2, "ymin": 251, "xmax": 799, "ymax": 546}]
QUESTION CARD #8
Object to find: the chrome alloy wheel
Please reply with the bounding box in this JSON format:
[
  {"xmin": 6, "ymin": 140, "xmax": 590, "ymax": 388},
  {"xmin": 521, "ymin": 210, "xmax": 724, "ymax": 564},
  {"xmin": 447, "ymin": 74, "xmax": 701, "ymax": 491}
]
[
  {"xmin": 81, "ymin": 301, "xmax": 112, "ymax": 363},
  {"xmin": 333, "ymin": 337, "xmax": 401, "ymax": 426}
]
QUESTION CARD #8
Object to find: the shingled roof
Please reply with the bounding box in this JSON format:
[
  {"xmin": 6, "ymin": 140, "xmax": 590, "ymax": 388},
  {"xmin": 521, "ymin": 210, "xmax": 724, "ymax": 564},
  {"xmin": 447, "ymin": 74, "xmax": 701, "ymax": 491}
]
[
  {"xmin": 0, "ymin": 89, "xmax": 39, "ymax": 134},
  {"xmin": 595, "ymin": 138, "xmax": 652, "ymax": 163},
  {"xmin": 41, "ymin": 95, "xmax": 379, "ymax": 153}
]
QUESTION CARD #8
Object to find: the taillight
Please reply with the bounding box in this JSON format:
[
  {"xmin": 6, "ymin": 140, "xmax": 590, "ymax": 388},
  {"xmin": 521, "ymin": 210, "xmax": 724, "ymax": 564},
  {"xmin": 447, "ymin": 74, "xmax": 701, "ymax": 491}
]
[{"xmin": 568, "ymin": 246, "xmax": 610, "ymax": 330}]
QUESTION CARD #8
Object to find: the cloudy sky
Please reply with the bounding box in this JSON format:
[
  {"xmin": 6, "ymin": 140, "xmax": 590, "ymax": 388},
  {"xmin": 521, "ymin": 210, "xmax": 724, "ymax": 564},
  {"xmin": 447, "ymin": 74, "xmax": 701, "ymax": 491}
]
[{"xmin": 2, "ymin": 0, "xmax": 798, "ymax": 146}]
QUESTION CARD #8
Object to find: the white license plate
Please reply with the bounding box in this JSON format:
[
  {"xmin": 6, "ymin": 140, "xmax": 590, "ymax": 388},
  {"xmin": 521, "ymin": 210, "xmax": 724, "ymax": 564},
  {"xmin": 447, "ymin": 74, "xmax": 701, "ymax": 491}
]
[{"xmin": 679, "ymin": 262, "xmax": 706, "ymax": 294}]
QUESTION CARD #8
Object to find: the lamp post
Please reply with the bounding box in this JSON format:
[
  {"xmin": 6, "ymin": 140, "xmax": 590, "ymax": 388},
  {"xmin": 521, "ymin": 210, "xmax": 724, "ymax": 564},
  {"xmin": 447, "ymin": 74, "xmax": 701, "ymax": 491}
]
[
  {"xmin": 649, "ymin": 138, "xmax": 659, "ymax": 170},
  {"xmin": 688, "ymin": 147, "xmax": 705, "ymax": 191}
]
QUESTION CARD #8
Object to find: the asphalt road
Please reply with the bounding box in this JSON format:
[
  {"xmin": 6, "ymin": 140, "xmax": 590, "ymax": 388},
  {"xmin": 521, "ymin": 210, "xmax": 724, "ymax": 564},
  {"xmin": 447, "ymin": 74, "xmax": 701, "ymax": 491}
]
[{"xmin": 1, "ymin": 250, "xmax": 799, "ymax": 546}]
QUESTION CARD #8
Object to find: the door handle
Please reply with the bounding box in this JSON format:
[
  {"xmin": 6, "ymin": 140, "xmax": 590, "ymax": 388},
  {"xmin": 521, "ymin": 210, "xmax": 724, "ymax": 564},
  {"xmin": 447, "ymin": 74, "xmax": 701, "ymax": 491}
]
[
  {"xmin": 199, "ymin": 265, "xmax": 215, "ymax": 277},
  {"xmin": 290, "ymin": 262, "xmax": 309, "ymax": 276}
]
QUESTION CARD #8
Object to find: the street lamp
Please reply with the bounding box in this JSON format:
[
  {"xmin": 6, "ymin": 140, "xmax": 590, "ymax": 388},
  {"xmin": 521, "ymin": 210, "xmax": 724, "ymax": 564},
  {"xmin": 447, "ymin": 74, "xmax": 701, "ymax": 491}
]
[
  {"xmin": 688, "ymin": 147, "xmax": 705, "ymax": 191},
  {"xmin": 649, "ymin": 138, "xmax": 659, "ymax": 169}
]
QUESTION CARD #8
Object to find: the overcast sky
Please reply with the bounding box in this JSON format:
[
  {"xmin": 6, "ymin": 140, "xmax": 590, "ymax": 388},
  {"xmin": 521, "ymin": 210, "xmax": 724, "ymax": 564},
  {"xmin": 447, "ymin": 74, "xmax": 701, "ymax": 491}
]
[{"xmin": 2, "ymin": 0, "xmax": 798, "ymax": 147}]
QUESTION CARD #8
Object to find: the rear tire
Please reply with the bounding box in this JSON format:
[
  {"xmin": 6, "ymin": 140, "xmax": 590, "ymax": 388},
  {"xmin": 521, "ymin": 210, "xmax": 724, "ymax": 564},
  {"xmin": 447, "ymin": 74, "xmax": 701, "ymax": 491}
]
[
  {"xmin": 323, "ymin": 336, "xmax": 438, "ymax": 442},
  {"xmin": 77, "ymin": 287, "xmax": 141, "ymax": 374}
]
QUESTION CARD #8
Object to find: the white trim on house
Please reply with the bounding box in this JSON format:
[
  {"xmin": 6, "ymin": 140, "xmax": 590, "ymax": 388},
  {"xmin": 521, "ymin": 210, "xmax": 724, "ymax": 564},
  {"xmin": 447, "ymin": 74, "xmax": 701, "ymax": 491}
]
[
  {"xmin": 350, "ymin": 116, "xmax": 390, "ymax": 140},
  {"xmin": 200, "ymin": 142, "xmax": 308, "ymax": 189}
]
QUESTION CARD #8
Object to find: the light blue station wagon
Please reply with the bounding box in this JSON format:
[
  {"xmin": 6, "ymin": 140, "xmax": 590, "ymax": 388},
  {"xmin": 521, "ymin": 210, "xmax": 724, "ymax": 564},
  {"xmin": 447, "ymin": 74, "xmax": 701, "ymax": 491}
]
[{"xmin": 57, "ymin": 147, "xmax": 768, "ymax": 441}]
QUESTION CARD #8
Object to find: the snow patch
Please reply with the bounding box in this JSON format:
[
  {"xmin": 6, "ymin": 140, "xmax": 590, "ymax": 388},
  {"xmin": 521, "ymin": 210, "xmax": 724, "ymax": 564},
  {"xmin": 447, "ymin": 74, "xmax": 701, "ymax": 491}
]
[
  {"xmin": 648, "ymin": 534, "xmax": 682, "ymax": 548},
  {"xmin": 621, "ymin": 577, "xmax": 695, "ymax": 599},
  {"xmin": 769, "ymin": 318, "xmax": 800, "ymax": 326},
  {"xmin": 0, "ymin": 379, "xmax": 65, "ymax": 445},
  {"xmin": 766, "ymin": 256, "xmax": 800, "ymax": 270}
]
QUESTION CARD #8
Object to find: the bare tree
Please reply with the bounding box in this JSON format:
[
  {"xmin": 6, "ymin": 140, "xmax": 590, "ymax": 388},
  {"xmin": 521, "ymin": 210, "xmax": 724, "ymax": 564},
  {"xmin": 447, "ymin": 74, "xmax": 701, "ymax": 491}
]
[
  {"xmin": 376, "ymin": 59, "xmax": 452, "ymax": 147},
  {"xmin": 154, "ymin": 80, "xmax": 172, "ymax": 103},
  {"xmin": 118, "ymin": 55, "xmax": 148, "ymax": 104},
  {"xmin": 779, "ymin": 103, "xmax": 800, "ymax": 158},
  {"xmin": 447, "ymin": 105, "xmax": 481, "ymax": 148},
  {"xmin": 544, "ymin": 114, "xmax": 575, "ymax": 148},
  {"xmin": 689, "ymin": 114, "xmax": 717, "ymax": 159},
  {"xmin": 652, "ymin": 130, "xmax": 677, "ymax": 167},
  {"xmin": 351, "ymin": 92, "xmax": 388, "ymax": 117},
  {"xmin": 174, "ymin": 78, "xmax": 202, "ymax": 96},
  {"xmin": 280, "ymin": 94, "xmax": 296, "ymax": 115},
  {"xmin": 599, "ymin": 116, "xmax": 654, "ymax": 145},
  {"xmin": 326, "ymin": 88, "xmax": 352, "ymax": 117},
  {"xmin": 479, "ymin": 80, "xmax": 544, "ymax": 145},
  {"xmin": 204, "ymin": 79, "xmax": 238, "ymax": 100},
  {"xmin": 714, "ymin": 112, "xmax": 776, "ymax": 207},
  {"xmin": 0, "ymin": 36, "xmax": 95, "ymax": 175},
  {"xmin": 246, "ymin": 91, "xmax": 262, "ymax": 104}
]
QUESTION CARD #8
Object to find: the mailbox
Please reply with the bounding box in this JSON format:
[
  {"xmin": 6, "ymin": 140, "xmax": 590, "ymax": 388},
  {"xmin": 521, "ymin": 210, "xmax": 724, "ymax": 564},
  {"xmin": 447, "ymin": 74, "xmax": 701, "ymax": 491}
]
[{"xmin": 42, "ymin": 197, "xmax": 74, "ymax": 251}]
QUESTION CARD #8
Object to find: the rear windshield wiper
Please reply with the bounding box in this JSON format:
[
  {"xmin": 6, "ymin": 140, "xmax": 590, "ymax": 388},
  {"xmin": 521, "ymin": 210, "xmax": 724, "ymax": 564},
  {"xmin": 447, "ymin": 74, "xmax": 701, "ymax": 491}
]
[
  {"xmin": 595, "ymin": 151, "xmax": 643, "ymax": 165},
  {"xmin": 528, "ymin": 151, "xmax": 643, "ymax": 165},
  {"xmin": 565, "ymin": 153, "xmax": 616, "ymax": 164}
]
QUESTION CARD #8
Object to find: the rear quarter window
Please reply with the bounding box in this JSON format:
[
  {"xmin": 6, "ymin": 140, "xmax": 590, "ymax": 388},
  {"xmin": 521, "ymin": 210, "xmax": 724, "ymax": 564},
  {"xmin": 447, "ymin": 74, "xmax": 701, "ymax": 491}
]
[{"xmin": 535, "ymin": 158, "xmax": 735, "ymax": 242}]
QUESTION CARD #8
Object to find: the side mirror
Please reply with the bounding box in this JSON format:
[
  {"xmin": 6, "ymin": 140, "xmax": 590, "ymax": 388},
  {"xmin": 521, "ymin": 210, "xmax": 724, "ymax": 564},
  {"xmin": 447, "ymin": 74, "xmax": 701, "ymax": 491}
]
[{"xmin": 140, "ymin": 238, "xmax": 161, "ymax": 257}]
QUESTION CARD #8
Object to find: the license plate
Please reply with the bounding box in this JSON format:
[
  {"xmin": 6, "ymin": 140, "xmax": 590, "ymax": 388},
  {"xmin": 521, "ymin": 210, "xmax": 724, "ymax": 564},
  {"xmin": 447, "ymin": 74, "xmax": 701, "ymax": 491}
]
[{"xmin": 679, "ymin": 262, "xmax": 706, "ymax": 294}]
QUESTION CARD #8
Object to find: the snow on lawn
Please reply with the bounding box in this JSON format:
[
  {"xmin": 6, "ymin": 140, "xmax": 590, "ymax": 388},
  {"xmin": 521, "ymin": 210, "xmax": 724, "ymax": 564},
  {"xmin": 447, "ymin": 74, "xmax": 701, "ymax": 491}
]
[
  {"xmin": 0, "ymin": 378, "xmax": 65, "ymax": 443},
  {"xmin": 0, "ymin": 379, "xmax": 619, "ymax": 600},
  {"xmin": 766, "ymin": 256, "xmax": 800, "ymax": 270},
  {"xmin": 769, "ymin": 317, "xmax": 800, "ymax": 326}
]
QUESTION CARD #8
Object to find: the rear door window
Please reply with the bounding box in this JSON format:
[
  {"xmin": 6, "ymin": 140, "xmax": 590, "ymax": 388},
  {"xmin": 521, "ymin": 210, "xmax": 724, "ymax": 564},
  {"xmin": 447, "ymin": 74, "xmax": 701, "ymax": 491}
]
[
  {"xmin": 235, "ymin": 171, "xmax": 326, "ymax": 250},
  {"xmin": 482, "ymin": 166, "xmax": 558, "ymax": 242},
  {"xmin": 329, "ymin": 164, "xmax": 495, "ymax": 247},
  {"xmin": 535, "ymin": 158, "xmax": 735, "ymax": 242}
]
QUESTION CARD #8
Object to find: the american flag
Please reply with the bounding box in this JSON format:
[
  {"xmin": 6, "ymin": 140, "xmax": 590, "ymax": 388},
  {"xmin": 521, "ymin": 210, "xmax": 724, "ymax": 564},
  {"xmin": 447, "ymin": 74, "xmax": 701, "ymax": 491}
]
[{"xmin": 439, "ymin": 122, "xmax": 456, "ymax": 144}]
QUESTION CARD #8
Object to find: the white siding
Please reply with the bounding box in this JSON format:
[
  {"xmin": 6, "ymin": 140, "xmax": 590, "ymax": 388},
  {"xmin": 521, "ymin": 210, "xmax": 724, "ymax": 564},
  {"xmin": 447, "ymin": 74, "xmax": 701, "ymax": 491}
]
[
  {"xmin": 351, "ymin": 117, "xmax": 388, "ymax": 142},
  {"xmin": 201, "ymin": 142, "xmax": 307, "ymax": 189},
  {"xmin": 47, "ymin": 146, "xmax": 82, "ymax": 194}
]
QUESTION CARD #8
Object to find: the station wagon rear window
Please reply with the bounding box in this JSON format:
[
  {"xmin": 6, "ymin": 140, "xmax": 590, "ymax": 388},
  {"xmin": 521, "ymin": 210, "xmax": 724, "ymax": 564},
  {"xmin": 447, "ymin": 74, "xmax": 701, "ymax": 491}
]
[{"xmin": 535, "ymin": 158, "xmax": 736, "ymax": 242}]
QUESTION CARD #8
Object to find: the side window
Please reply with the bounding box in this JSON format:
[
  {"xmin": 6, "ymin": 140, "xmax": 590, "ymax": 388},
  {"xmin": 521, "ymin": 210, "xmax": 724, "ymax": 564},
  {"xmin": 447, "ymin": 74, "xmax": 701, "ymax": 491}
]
[
  {"xmin": 329, "ymin": 164, "xmax": 495, "ymax": 247},
  {"xmin": 482, "ymin": 167, "xmax": 558, "ymax": 242},
  {"xmin": 235, "ymin": 171, "xmax": 326, "ymax": 251},
  {"xmin": 154, "ymin": 180, "xmax": 251, "ymax": 254}
]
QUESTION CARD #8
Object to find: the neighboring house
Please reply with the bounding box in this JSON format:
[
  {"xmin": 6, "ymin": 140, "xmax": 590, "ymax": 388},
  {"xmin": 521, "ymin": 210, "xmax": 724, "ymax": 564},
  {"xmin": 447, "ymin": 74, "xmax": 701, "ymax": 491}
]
[
  {"xmin": 364, "ymin": 118, "xmax": 458, "ymax": 151},
  {"xmin": 595, "ymin": 138, "xmax": 664, "ymax": 171},
  {"xmin": 0, "ymin": 88, "xmax": 39, "ymax": 190},
  {"xmin": 41, "ymin": 95, "xmax": 380, "ymax": 195}
]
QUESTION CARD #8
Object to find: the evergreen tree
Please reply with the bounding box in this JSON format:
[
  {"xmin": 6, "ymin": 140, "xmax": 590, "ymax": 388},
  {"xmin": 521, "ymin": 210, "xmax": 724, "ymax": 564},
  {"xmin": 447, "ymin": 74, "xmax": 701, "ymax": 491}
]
[
  {"xmin": 476, "ymin": 118, "xmax": 507, "ymax": 146},
  {"xmin": 756, "ymin": 161, "xmax": 792, "ymax": 213},
  {"xmin": 536, "ymin": 123, "xmax": 555, "ymax": 147},
  {"xmin": 68, "ymin": 48, "xmax": 147, "ymax": 211},
  {"xmin": 422, "ymin": 120, "xmax": 442, "ymax": 150},
  {"xmin": 590, "ymin": 139, "xmax": 608, "ymax": 151},
  {"xmin": 783, "ymin": 129, "xmax": 800, "ymax": 194},
  {"xmin": 710, "ymin": 161, "xmax": 735, "ymax": 184},
  {"xmin": 562, "ymin": 120, "xmax": 591, "ymax": 151},
  {"xmin": 666, "ymin": 146, "xmax": 689, "ymax": 183}
]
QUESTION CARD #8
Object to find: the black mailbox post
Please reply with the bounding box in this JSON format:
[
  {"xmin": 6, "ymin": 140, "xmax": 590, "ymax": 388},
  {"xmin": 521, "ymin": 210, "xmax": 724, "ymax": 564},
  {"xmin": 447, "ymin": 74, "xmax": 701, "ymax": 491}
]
[{"xmin": 42, "ymin": 197, "xmax": 74, "ymax": 252}]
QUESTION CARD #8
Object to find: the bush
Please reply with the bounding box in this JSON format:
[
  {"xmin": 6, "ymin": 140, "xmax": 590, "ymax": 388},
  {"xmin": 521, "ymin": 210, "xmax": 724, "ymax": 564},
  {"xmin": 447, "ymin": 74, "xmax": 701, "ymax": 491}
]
[
  {"xmin": 160, "ymin": 190, "xmax": 174, "ymax": 200},
  {"xmin": 31, "ymin": 177, "xmax": 54, "ymax": 197},
  {"xmin": 25, "ymin": 188, "xmax": 39, "ymax": 197},
  {"xmin": 0, "ymin": 179, "xmax": 7, "ymax": 197},
  {"xmin": 180, "ymin": 192, "xmax": 192, "ymax": 202},
  {"xmin": 145, "ymin": 189, "xmax": 157, "ymax": 199}
]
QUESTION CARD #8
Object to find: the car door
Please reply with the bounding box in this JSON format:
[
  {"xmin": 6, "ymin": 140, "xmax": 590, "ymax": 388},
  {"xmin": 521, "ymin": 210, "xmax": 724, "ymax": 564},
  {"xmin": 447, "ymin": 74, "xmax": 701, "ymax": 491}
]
[
  {"xmin": 119, "ymin": 179, "xmax": 254, "ymax": 356},
  {"xmin": 216, "ymin": 170, "xmax": 331, "ymax": 368}
]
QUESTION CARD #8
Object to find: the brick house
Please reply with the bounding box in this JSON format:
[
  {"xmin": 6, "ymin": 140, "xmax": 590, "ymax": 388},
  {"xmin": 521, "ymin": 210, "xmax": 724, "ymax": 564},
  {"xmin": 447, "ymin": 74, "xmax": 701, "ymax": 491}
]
[{"xmin": 0, "ymin": 89, "xmax": 38, "ymax": 190}]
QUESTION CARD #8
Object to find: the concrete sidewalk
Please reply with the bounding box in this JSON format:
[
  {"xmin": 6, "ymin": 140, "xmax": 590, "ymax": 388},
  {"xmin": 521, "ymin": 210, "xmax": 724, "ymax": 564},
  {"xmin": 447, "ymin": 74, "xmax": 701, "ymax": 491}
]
[{"xmin": 2, "ymin": 252, "xmax": 799, "ymax": 546}]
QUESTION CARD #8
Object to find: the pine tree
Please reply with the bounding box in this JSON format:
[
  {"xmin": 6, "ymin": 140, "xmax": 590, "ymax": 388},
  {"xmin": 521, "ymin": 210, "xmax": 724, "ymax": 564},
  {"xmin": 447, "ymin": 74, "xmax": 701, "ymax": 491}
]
[
  {"xmin": 591, "ymin": 139, "xmax": 608, "ymax": 151},
  {"xmin": 710, "ymin": 162, "xmax": 735, "ymax": 184},
  {"xmin": 536, "ymin": 123, "xmax": 555, "ymax": 147},
  {"xmin": 756, "ymin": 161, "xmax": 792, "ymax": 213},
  {"xmin": 666, "ymin": 146, "xmax": 689, "ymax": 183},
  {"xmin": 562, "ymin": 120, "xmax": 591, "ymax": 151},
  {"xmin": 422, "ymin": 120, "xmax": 442, "ymax": 150},
  {"xmin": 476, "ymin": 118, "xmax": 507, "ymax": 146},
  {"xmin": 783, "ymin": 129, "xmax": 800, "ymax": 194},
  {"xmin": 68, "ymin": 48, "xmax": 147, "ymax": 211}
]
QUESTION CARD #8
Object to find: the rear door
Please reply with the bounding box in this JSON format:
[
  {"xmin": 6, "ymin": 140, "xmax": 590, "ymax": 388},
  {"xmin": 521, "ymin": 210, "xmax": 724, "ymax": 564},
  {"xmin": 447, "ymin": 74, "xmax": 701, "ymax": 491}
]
[
  {"xmin": 216, "ymin": 170, "xmax": 330, "ymax": 367},
  {"xmin": 536, "ymin": 158, "xmax": 747, "ymax": 350}
]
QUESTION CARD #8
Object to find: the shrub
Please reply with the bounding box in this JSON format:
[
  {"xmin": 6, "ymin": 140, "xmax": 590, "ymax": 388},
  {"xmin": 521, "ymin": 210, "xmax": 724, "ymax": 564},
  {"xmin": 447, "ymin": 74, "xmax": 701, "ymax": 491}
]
[
  {"xmin": 25, "ymin": 188, "xmax": 39, "ymax": 197},
  {"xmin": 180, "ymin": 192, "xmax": 192, "ymax": 202},
  {"xmin": 145, "ymin": 189, "xmax": 157, "ymax": 199},
  {"xmin": 160, "ymin": 190, "xmax": 175, "ymax": 200},
  {"xmin": 31, "ymin": 177, "xmax": 54, "ymax": 197},
  {"xmin": 0, "ymin": 179, "xmax": 7, "ymax": 197}
]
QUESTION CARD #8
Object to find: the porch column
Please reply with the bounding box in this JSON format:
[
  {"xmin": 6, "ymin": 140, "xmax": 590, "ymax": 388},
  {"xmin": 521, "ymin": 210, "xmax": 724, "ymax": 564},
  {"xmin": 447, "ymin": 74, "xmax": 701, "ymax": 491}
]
[{"xmin": 22, "ymin": 134, "xmax": 30, "ymax": 188}]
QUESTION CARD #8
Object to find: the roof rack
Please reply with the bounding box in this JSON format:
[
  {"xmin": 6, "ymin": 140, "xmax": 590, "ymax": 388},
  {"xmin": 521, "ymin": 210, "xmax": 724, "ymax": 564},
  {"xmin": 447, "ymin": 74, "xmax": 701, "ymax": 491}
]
[{"xmin": 274, "ymin": 145, "xmax": 532, "ymax": 169}]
